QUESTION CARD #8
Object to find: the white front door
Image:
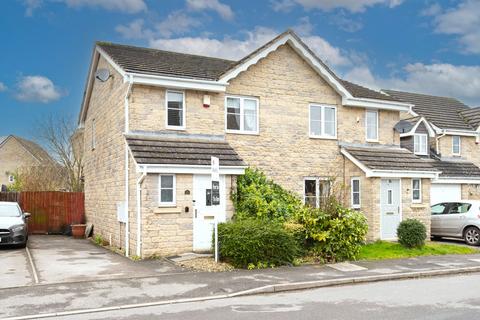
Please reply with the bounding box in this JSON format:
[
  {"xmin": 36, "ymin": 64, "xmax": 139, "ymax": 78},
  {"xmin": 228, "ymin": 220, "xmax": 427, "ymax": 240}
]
[
  {"xmin": 193, "ymin": 174, "xmax": 226, "ymax": 252},
  {"xmin": 430, "ymin": 184, "xmax": 461, "ymax": 205},
  {"xmin": 380, "ymin": 179, "xmax": 401, "ymax": 239}
]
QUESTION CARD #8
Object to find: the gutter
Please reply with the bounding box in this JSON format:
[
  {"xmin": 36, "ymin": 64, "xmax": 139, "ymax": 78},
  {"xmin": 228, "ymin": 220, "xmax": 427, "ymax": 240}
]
[
  {"xmin": 436, "ymin": 130, "xmax": 447, "ymax": 156},
  {"xmin": 136, "ymin": 170, "xmax": 147, "ymax": 257},
  {"xmin": 124, "ymin": 77, "xmax": 133, "ymax": 257}
]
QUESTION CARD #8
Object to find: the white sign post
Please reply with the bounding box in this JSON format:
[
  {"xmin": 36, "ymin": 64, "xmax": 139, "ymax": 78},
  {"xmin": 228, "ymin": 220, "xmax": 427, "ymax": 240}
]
[{"xmin": 211, "ymin": 156, "xmax": 220, "ymax": 262}]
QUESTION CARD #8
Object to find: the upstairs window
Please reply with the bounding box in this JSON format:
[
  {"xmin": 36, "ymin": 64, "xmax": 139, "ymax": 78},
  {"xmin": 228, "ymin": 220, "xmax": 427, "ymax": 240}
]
[
  {"xmin": 8, "ymin": 175, "xmax": 15, "ymax": 183},
  {"xmin": 365, "ymin": 110, "xmax": 378, "ymax": 141},
  {"xmin": 309, "ymin": 104, "xmax": 336, "ymax": 138},
  {"xmin": 91, "ymin": 119, "xmax": 96, "ymax": 150},
  {"xmin": 452, "ymin": 136, "xmax": 461, "ymax": 156},
  {"xmin": 414, "ymin": 134, "xmax": 428, "ymax": 155},
  {"xmin": 166, "ymin": 91, "xmax": 185, "ymax": 129},
  {"xmin": 304, "ymin": 178, "xmax": 330, "ymax": 208},
  {"xmin": 225, "ymin": 96, "xmax": 258, "ymax": 134}
]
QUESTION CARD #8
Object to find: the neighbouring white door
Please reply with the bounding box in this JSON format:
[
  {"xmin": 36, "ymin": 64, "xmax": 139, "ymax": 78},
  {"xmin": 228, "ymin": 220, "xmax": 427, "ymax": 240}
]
[
  {"xmin": 193, "ymin": 174, "xmax": 226, "ymax": 252},
  {"xmin": 381, "ymin": 179, "xmax": 401, "ymax": 240},
  {"xmin": 430, "ymin": 184, "xmax": 461, "ymax": 206}
]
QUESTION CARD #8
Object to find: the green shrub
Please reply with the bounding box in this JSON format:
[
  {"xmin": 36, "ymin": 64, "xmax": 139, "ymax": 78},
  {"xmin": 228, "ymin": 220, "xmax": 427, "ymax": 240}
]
[
  {"xmin": 295, "ymin": 206, "xmax": 368, "ymax": 262},
  {"xmin": 217, "ymin": 219, "xmax": 300, "ymax": 268},
  {"xmin": 397, "ymin": 219, "xmax": 427, "ymax": 248},
  {"xmin": 232, "ymin": 168, "xmax": 304, "ymax": 222}
]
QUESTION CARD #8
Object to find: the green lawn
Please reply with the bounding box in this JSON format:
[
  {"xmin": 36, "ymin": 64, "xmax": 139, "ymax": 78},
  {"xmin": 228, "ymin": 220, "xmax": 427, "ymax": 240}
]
[{"xmin": 358, "ymin": 241, "xmax": 478, "ymax": 261}]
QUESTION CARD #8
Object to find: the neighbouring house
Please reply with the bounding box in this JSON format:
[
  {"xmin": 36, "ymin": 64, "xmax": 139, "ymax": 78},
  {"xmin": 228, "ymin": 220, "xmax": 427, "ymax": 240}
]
[
  {"xmin": 0, "ymin": 135, "xmax": 54, "ymax": 189},
  {"xmin": 384, "ymin": 90, "xmax": 480, "ymax": 205},
  {"xmin": 77, "ymin": 29, "xmax": 457, "ymax": 258}
]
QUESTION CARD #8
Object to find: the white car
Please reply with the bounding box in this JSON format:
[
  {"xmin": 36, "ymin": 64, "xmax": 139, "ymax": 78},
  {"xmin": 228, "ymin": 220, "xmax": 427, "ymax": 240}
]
[
  {"xmin": 431, "ymin": 200, "xmax": 480, "ymax": 246},
  {"xmin": 0, "ymin": 202, "xmax": 30, "ymax": 247}
]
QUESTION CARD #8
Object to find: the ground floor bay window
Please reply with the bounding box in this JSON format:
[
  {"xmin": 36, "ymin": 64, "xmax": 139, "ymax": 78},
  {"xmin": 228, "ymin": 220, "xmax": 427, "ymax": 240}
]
[{"xmin": 304, "ymin": 178, "xmax": 330, "ymax": 208}]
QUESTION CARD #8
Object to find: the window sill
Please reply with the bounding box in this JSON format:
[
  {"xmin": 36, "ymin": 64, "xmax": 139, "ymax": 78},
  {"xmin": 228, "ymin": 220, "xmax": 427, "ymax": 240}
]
[
  {"xmin": 154, "ymin": 207, "xmax": 181, "ymax": 214},
  {"xmin": 411, "ymin": 203, "xmax": 426, "ymax": 208},
  {"xmin": 366, "ymin": 139, "xmax": 379, "ymax": 143},
  {"xmin": 226, "ymin": 130, "xmax": 259, "ymax": 136},
  {"xmin": 166, "ymin": 126, "xmax": 186, "ymax": 131},
  {"xmin": 414, "ymin": 152, "xmax": 428, "ymax": 156},
  {"xmin": 309, "ymin": 135, "xmax": 337, "ymax": 140}
]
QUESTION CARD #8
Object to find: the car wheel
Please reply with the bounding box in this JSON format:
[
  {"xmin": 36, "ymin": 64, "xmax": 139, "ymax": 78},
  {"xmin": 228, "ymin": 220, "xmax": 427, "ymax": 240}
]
[
  {"xmin": 464, "ymin": 227, "xmax": 480, "ymax": 246},
  {"xmin": 431, "ymin": 235, "xmax": 442, "ymax": 241}
]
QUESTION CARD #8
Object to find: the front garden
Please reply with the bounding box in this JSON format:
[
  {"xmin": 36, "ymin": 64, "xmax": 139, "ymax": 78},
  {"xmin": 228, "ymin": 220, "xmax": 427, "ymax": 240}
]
[{"xmin": 213, "ymin": 168, "xmax": 478, "ymax": 270}]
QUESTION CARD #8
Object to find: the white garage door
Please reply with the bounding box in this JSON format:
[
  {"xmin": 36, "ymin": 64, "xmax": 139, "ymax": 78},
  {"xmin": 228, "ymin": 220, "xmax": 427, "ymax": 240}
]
[{"xmin": 430, "ymin": 184, "xmax": 461, "ymax": 205}]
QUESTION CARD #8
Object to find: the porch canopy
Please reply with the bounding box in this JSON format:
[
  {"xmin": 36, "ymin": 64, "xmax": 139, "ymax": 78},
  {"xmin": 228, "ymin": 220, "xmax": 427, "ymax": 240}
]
[
  {"xmin": 341, "ymin": 145, "xmax": 440, "ymax": 178},
  {"xmin": 125, "ymin": 133, "xmax": 246, "ymax": 175}
]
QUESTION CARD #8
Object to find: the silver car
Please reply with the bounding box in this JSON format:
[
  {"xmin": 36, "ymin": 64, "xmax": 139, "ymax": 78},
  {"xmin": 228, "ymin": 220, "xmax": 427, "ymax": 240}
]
[
  {"xmin": 431, "ymin": 201, "xmax": 480, "ymax": 246},
  {"xmin": 0, "ymin": 202, "xmax": 30, "ymax": 247}
]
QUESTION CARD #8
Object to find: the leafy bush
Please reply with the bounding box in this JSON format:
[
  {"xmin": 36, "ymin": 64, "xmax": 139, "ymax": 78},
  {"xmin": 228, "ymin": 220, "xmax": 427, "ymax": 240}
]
[
  {"xmin": 217, "ymin": 219, "xmax": 300, "ymax": 268},
  {"xmin": 232, "ymin": 168, "xmax": 304, "ymax": 222},
  {"xmin": 295, "ymin": 205, "xmax": 368, "ymax": 262},
  {"xmin": 397, "ymin": 219, "xmax": 427, "ymax": 248}
]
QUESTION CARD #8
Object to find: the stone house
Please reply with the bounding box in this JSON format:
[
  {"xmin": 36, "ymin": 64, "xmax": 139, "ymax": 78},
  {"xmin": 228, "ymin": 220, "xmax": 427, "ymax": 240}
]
[
  {"xmin": 0, "ymin": 135, "xmax": 54, "ymax": 189},
  {"xmin": 384, "ymin": 90, "xmax": 480, "ymax": 205},
  {"xmin": 77, "ymin": 29, "xmax": 477, "ymax": 258}
]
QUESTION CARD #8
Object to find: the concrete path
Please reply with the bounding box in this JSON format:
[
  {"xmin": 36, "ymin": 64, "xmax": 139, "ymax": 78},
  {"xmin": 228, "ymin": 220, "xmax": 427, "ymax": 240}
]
[{"xmin": 2, "ymin": 253, "xmax": 480, "ymax": 319}]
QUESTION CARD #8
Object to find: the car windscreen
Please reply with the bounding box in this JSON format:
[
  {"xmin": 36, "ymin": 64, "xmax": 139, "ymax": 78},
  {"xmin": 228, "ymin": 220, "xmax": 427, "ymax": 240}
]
[{"xmin": 0, "ymin": 205, "xmax": 21, "ymax": 217}]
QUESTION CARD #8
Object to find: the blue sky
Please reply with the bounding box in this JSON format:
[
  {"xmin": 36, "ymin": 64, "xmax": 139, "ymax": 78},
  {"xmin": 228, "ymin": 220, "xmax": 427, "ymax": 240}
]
[{"xmin": 1, "ymin": 0, "xmax": 480, "ymax": 140}]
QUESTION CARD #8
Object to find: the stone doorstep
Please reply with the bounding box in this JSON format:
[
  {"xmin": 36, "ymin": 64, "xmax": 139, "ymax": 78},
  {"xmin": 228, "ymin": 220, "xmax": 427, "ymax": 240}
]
[{"xmin": 167, "ymin": 252, "xmax": 212, "ymax": 263}]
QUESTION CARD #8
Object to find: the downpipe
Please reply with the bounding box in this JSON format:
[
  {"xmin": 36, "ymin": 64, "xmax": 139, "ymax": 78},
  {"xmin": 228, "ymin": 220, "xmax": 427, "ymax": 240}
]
[{"xmin": 136, "ymin": 170, "xmax": 147, "ymax": 257}]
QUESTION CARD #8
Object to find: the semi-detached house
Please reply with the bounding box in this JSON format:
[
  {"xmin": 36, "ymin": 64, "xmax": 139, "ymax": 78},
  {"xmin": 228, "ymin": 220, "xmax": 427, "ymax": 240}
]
[{"xmin": 76, "ymin": 29, "xmax": 480, "ymax": 258}]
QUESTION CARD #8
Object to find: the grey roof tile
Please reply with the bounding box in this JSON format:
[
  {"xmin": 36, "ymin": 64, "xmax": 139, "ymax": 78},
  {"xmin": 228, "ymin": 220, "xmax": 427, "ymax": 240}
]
[
  {"xmin": 97, "ymin": 30, "xmax": 400, "ymax": 102},
  {"xmin": 126, "ymin": 135, "xmax": 245, "ymax": 166},
  {"xmin": 459, "ymin": 107, "xmax": 480, "ymax": 129},
  {"xmin": 428, "ymin": 160, "xmax": 480, "ymax": 178},
  {"xmin": 344, "ymin": 146, "xmax": 438, "ymax": 172},
  {"xmin": 394, "ymin": 116, "xmax": 421, "ymax": 133},
  {"xmin": 383, "ymin": 89, "xmax": 473, "ymax": 130}
]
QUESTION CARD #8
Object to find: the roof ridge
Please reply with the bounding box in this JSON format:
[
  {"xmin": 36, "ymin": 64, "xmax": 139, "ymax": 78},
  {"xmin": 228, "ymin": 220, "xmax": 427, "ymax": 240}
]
[
  {"xmin": 96, "ymin": 41, "xmax": 236, "ymax": 63},
  {"xmin": 383, "ymin": 89, "xmax": 465, "ymax": 102}
]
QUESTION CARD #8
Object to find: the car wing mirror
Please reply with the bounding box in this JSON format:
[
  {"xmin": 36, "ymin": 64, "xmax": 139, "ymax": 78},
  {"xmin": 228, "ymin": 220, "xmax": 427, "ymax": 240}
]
[{"xmin": 24, "ymin": 212, "xmax": 31, "ymax": 218}]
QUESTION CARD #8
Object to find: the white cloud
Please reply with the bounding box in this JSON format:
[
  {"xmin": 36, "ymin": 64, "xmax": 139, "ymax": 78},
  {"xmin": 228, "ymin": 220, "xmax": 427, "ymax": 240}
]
[
  {"xmin": 23, "ymin": 0, "xmax": 146, "ymax": 15},
  {"xmin": 15, "ymin": 76, "xmax": 63, "ymax": 103},
  {"xmin": 149, "ymin": 26, "xmax": 351, "ymax": 66},
  {"xmin": 429, "ymin": 0, "xmax": 480, "ymax": 54},
  {"xmin": 186, "ymin": 0, "xmax": 234, "ymax": 20},
  {"xmin": 0, "ymin": 82, "xmax": 6, "ymax": 92},
  {"xmin": 115, "ymin": 19, "xmax": 151, "ymax": 40},
  {"xmin": 23, "ymin": 0, "xmax": 42, "ymax": 16},
  {"xmin": 344, "ymin": 63, "xmax": 480, "ymax": 106},
  {"xmin": 156, "ymin": 11, "xmax": 202, "ymax": 38},
  {"xmin": 63, "ymin": 0, "xmax": 147, "ymax": 13},
  {"xmin": 271, "ymin": 0, "xmax": 403, "ymax": 13}
]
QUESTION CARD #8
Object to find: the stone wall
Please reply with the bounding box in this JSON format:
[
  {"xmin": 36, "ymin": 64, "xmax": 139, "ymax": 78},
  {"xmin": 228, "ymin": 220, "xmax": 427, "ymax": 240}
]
[
  {"xmin": 462, "ymin": 184, "xmax": 480, "ymax": 200},
  {"xmin": 401, "ymin": 178, "xmax": 431, "ymax": 237},
  {"xmin": 82, "ymin": 55, "xmax": 131, "ymax": 253}
]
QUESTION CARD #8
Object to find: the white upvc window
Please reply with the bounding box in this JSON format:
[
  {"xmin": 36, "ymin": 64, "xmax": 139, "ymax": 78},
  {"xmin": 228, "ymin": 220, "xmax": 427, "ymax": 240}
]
[
  {"xmin": 91, "ymin": 119, "xmax": 96, "ymax": 150},
  {"xmin": 452, "ymin": 136, "xmax": 461, "ymax": 156},
  {"xmin": 365, "ymin": 110, "xmax": 378, "ymax": 142},
  {"xmin": 158, "ymin": 174, "xmax": 176, "ymax": 206},
  {"xmin": 304, "ymin": 178, "xmax": 330, "ymax": 208},
  {"xmin": 414, "ymin": 134, "xmax": 428, "ymax": 155},
  {"xmin": 412, "ymin": 178, "xmax": 422, "ymax": 203},
  {"xmin": 309, "ymin": 104, "xmax": 337, "ymax": 139},
  {"xmin": 225, "ymin": 96, "xmax": 259, "ymax": 134},
  {"xmin": 8, "ymin": 175, "xmax": 15, "ymax": 183},
  {"xmin": 351, "ymin": 177, "xmax": 361, "ymax": 209},
  {"xmin": 166, "ymin": 90, "xmax": 185, "ymax": 129}
]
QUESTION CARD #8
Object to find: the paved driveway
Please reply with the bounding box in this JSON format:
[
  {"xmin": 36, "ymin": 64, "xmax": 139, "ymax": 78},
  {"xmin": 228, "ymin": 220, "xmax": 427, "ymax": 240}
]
[{"xmin": 0, "ymin": 235, "xmax": 185, "ymax": 289}]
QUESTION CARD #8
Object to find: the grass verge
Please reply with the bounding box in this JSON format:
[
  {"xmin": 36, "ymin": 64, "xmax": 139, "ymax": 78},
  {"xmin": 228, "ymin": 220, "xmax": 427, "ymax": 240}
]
[{"xmin": 358, "ymin": 241, "xmax": 478, "ymax": 260}]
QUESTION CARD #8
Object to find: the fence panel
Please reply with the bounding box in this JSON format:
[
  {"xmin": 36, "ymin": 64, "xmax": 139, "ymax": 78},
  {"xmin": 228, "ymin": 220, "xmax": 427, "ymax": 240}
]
[{"xmin": 0, "ymin": 191, "xmax": 85, "ymax": 234}]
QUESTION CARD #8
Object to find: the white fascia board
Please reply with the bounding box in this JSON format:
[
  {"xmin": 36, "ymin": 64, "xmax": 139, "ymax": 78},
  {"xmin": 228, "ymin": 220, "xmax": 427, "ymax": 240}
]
[
  {"xmin": 340, "ymin": 148, "xmax": 372, "ymax": 176},
  {"xmin": 342, "ymin": 97, "xmax": 412, "ymax": 112},
  {"xmin": 138, "ymin": 164, "xmax": 246, "ymax": 175},
  {"xmin": 441, "ymin": 129, "xmax": 478, "ymax": 137},
  {"xmin": 368, "ymin": 170, "xmax": 439, "ymax": 178},
  {"xmin": 128, "ymin": 73, "xmax": 227, "ymax": 93},
  {"xmin": 78, "ymin": 50, "xmax": 100, "ymax": 125},
  {"xmin": 219, "ymin": 34, "xmax": 352, "ymax": 98},
  {"xmin": 433, "ymin": 178, "xmax": 480, "ymax": 184},
  {"xmin": 96, "ymin": 46, "xmax": 126, "ymax": 78}
]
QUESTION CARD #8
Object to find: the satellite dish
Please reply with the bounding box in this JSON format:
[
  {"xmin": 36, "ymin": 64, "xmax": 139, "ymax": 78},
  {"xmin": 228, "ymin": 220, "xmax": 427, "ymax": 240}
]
[{"xmin": 95, "ymin": 69, "xmax": 111, "ymax": 82}]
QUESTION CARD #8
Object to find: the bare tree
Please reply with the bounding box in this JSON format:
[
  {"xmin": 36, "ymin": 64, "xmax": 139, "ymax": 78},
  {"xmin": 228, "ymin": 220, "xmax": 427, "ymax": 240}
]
[{"xmin": 36, "ymin": 115, "xmax": 84, "ymax": 192}]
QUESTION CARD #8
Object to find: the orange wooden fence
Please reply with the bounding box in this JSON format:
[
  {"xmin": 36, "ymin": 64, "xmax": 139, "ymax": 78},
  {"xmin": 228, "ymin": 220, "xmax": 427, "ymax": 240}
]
[{"xmin": 0, "ymin": 192, "xmax": 85, "ymax": 234}]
